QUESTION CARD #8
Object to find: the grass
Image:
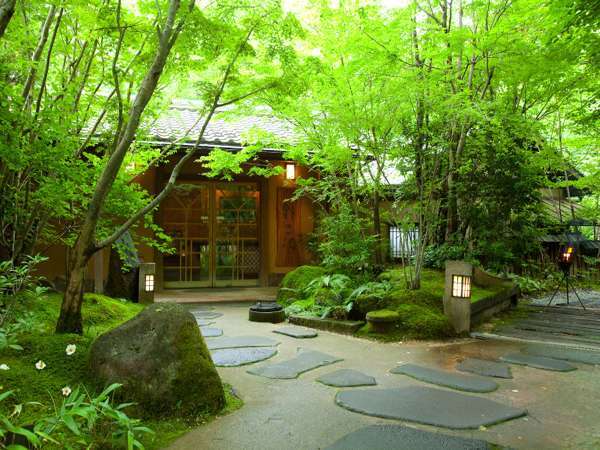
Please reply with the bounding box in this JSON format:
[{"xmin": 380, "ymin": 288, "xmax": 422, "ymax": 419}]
[{"xmin": 0, "ymin": 292, "xmax": 242, "ymax": 449}]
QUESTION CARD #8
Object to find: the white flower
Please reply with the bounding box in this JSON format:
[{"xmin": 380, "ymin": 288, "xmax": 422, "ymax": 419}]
[
  {"xmin": 61, "ymin": 386, "xmax": 72, "ymax": 397},
  {"xmin": 35, "ymin": 360, "xmax": 46, "ymax": 370},
  {"xmin": 0, "ymin": 364, "xmax": 9, "ymax": 371},
  {"xmin": 65, "ymin": 344, "xmax": 76, "ymax": 356}
]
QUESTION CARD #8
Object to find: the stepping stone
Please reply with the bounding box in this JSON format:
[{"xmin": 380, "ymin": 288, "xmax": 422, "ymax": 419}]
[
  {"xmin": 273, "ymin": 326, "xmax": 317, "ymax": 339},
  {"xmin": 500, "ymin": 353, "xmax": 577, "ymax": 372},
  {"xmin": 457, "ymin": 358, "xmax": 513, "ymax": 379},
  {"xmin": 390, "ymin": 363, "xmax": 498, "ymax": 393},
  {"xmin": 192, "ymin": 311, "xmax": 222, "ymax": 320},
  {"xmin": 525, "ymin": 344, "xmax": 600, "ymax": 365},
  {"xmin": 195, "ymin": 319, "xmax": 214, "ymax": 326},
  {"xmin": 200, "ymin": 327, "xmax": 223, "ymax": 338},
  {"xmin": 188, "ymin": 305, "xmax": 215, "ymax": 311},
  {"xmin": 317, "ymin": 369, "xmax": 376, "ymax": 387},
  {"xmin": 335, "ymin": 386, "xmax": 526, "ymax": 429},
  {"xmin": 211, "ymin": 347, "xmax": 277, "ymax": 367},
  {"xmin": 248, "ymin": 348, "xmax": 342, "ymax": 379},
  {"xmin": 206, "ymin": 336, "xmax": 279, "ymax": 350},
  {"xmin": 325, "ymin": 424, "xmax": 492, "ymax": 450}
]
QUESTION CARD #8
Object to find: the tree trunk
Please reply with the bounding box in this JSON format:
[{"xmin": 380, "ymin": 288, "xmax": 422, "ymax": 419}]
[
  {"xmin": 56, "ymin": 243, "xmax": 89, "ymax": 334},
  {"xmin": 0, "ymin": 0, "xmax": 16, "ymax": 39},
  {"xmin": 373, "ymin": 192, "xmax": 383, "ymax": 266},
  {"xmin": 56, "ymin": 0, "xmax": 190, "ymax": 334}
]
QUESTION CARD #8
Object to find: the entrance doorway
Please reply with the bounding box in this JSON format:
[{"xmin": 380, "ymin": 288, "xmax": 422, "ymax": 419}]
[{"xmin": 161, "ymin": 182, "xmax": 260, "ymax": 288}]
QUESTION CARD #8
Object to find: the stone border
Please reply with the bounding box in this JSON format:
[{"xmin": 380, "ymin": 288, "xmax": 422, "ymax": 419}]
[
  {"xmin": 288, "ymin": 315, "xmax": 365, "ymax": 334},
  {"xmin": 470, "ymin": 267, "xmax": 520, "ymax": 328}
]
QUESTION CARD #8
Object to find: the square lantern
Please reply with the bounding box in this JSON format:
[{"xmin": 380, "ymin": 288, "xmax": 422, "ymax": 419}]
[
  {"xmin": 285, "ymin": 163, "xmax": 296, "ymax": 180},
  {"xmin": 138, "ymin": 262, "xmax": 156, "ymax": 304},
  {"xmin": 452, "ymin": 274, "xmax": 472, "ymax": 298},
  {"xmin": 145, "ymin": 274, "xmax": 155, "ymax": 292}
]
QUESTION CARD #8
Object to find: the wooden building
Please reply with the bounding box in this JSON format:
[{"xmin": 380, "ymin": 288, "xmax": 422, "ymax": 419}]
[{"xmin": 37, "ymin": 101, "xmax": 315, "ymax": 292}]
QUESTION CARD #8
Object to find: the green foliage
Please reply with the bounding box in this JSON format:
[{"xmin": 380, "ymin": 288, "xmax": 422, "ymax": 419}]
[
  {"xmin": 276, "ymin": 265, "xmax": 326, "ymax": 306},
  {"xmin": 0, "ymin": 255, "xmax": 48, "ymax": 297},
  {"xmin": 316, "ymin": 206, "xmax": 376, "ymax": 274}
]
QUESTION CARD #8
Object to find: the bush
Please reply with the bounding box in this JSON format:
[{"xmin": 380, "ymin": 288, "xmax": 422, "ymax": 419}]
[
  {"xmin": 395, "ymin": 304, "xmax": 453, "ymax": 339},
  {"xmin": 277, "ymin": 266, "xmax": 326, "ymax": 306},
  {"xmin": 0, "ymin": 255, "xmax": 48, "ymax": 297},
  {"xmin": 423, "ymin": 243, "xmax": 470, "ymax": 269},
  {"xmin": 316, "ymin": 205, "xmax": 376, "ymax": 274}
]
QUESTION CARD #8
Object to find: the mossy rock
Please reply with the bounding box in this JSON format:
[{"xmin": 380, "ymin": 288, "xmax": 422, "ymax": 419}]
[
  {"xmin": 354, "ymin": 293, "xmax": 387, "ymax": 316},
  {"xmin": 395, "ymin": 303, "xmax": 453, "ymax": 339},
  {"xmin": 366, "ymin": 309, "xmax": 399, "ymax": 333},
  {"xmin": 277, "ymin": 265, "xmax": 327, "ymax": 307},
  {"xmin": 366, "ymin": 309, "xmax": 400, "ymax": 322},
  {"xmin": 88, "ymin": 303, "xmax": 225, "ymax": 418}
]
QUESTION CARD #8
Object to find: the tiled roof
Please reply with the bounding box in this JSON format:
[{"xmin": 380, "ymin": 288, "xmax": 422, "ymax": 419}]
[{"xmin": 142, "ymin": 100, "xmax": 297, "ymax": 149}]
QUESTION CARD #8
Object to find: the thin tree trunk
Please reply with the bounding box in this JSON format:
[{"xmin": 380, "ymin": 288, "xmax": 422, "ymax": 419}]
[
  {"xmin": 373, "ymin": 192, "xmax": 383, "ymax": 265},
  {"xmin": 0, "ymin": 0, "xmax": 16, "ymax": 38},
  {"xmin": 56, "ymin": 0, "xmax": 191, "ymax": 334}
]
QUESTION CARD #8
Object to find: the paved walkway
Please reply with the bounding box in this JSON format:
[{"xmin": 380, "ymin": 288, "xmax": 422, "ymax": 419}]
[
  {"xmin": 168, "ymin": 303, "xmax": 600, "ymax": 450},
  {"xmin": 155, "ymin": 287, "xmax": 277, "ymax": 304}
]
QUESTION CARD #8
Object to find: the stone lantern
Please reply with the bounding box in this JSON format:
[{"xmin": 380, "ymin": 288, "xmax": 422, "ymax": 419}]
[
  {"xmin": 138, "ymin": 262, "xmax": 156, "ymax": 304},
  {"xmin": 443, "ymin": 261, "xmax": 473, "ymax": 333}
]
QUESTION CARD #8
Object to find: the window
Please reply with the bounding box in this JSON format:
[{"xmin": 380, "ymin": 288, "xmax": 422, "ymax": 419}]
[
  {"xmin": 145, "ymin": 274, "xmax": 155, "ymax": 292},
  {"xmin": 452, "ymin": 275, "xmax": 471, "ymax": 298},
  {"xmin": 389, "ymin": 225, "xmax": 419, "ymax": 259}
]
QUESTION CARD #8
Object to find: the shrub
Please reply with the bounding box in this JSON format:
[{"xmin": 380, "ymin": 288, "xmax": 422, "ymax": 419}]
[
  {"xmin": 316, "ymin": 205, "xmax": 376, "ymax": 274},
  {"xmin": 276, "ymin": 266, "xmax": 326, "ymax": 306},
  {"xmin": 0, "ymin": 255, "xmax": 48, "ymax": 297}
]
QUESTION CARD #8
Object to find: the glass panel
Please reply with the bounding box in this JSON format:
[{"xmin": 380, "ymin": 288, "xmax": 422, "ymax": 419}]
[
  {"xmin": 163, "ymin": 184, "xmax": 210, "ymax": 287},
  {"xmin": 214, "ymin": 183, "xmax": 260, "ymax": 285}
]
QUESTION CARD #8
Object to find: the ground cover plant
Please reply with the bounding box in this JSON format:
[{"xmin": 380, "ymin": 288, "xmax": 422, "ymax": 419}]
[
  {"xmin": 278, "ymin": 265, "xmax": 504, "ymax": 340},
  {"xmin": 0, "ymin": 291, "xmax": 241, "ymax": 449}
]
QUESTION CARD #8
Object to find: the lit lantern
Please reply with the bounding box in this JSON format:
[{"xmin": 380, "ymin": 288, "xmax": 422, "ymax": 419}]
[
  {"xmin": 451, "ymin": 274, "xmax": 472, "ymax": 299},
  {"xmin": 138, "ymin": 262, "xmax": 156, "ymax": 304},
  {"xmin": 560, "ymin": 245, "xmax": 574, "ymax": 264},
  {"xmin": 285, "ymin": 163, "xmax": 295, "ymax": 180},
  {"xmin": 145, "ymin": 274, "xmax": 155, "ymax": 292}
]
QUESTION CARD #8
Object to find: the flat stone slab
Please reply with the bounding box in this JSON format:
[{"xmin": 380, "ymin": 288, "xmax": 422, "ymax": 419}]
[
  {"xmin": 500, "ymin": 353, "xmax": 577, "ymax": 372},
  {"xmin": 524, "ymin": 344, "xmax": 600, "ymax": 365},
  {"xmin": 192, "ymin": 311, "xmax": 223, "ymax": 319},
  {"xmin": 390, "ymin": 363, "xmax": 498, "ymax": 393},
  {"xmin": 211, "ymin": 347, "xmax": 277, "ymax": 367},
  {"xmin": 195, "ymin": 319, "xmax": 214, "ymax": 326},
  {"xmin": 335, "ymin": 387, "xmax": 526, "ymax": 429},
  {"xmin": 317, "ymin": 369, "xmax": 376, "ymax": 387},
  {"xmin": 206, "ymin": 336, "xmax": 279, "ymax": 350},
  {"xmin": 248, "ymin": 348, "xmax": 342, "ymax": 379},
  {"xmin": 200, "ymin": 327, "xmax": 223, "ymax": 338},
  {"xmin": 273, "ymin": 326, "xmax": 318, "ymax": 339},
  {"xmin": 325, "ymin": 424, "xmax": 492, "ymax": 450},
  {"xmin": 457, "ymin": 358, "xmax": 513, "ymax": 379}
]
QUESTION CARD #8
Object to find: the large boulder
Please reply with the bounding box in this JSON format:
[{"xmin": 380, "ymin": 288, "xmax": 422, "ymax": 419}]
[{"xmin": 88, "ymin": 303, "xmax": 225, "ymax": 417}]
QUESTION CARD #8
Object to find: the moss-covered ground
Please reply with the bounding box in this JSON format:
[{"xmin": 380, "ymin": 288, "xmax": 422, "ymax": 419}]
[
  {"xmin": 0, "ymin": 292, "xmax": 242, "ymax": 449},
  {"xmin": 279, "ymin": 265, "xmax": 506, "ymax": 341}
]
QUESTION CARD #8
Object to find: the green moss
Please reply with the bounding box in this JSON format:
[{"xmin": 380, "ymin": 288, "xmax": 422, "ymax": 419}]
[
  {"xmin": 366, "ymin": 309, "xmax": 400, "ymax": 322},
  {"xmin": 277, "ymin": 265, "xmax": 327, "ymax": 306},
  {"xmin": 354, "ymin": 293, "xmax": 386, "ymax": 315},
  {"xmin": 0, "ymin": 292, "xmax": 235, "ymax": 450}
]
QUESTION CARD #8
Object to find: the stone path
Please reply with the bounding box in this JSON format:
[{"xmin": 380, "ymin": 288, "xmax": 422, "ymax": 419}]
[
  {"xmin": 325, "ymin": 424, "xmax": 491, "ymax": 450},
  {"xmin": 457, "ymin": 357, "xmax": 513, "ymax": 379},
  {"xmin": 248, "ymin": 348, "xmax": 342, "ymax": 379},
  {"xmin": 500, "ymin": 353, "xmax": 577, "ymax": 372},
  {"xmin": 317, "ymin": 369, "xmax": 376, "ymax": 387},
  {"xmin": 211, "ymin": 347, "xmax": 278, "ymax": 367},
  {"xmin": 200, "ymin": 326, "xmax": 223, "ymax": 337},
  {"xmin": 273, "ymin": 326, "xmax": 318, "ymax": 338},
  {"xmin": 167, "ymin": 302, "xmax": 600, "ymax": 450},
  {"xmin": 335, "ymin": 387, "xmax": 526, "ymax": 429},
  {"xmin": 391, "ymin": 363, "xmax": 499, "ymax": 393}
]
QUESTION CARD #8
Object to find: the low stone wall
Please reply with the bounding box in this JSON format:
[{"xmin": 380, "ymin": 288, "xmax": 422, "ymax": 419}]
[
  {"xmin": 470, "ymin": 285, "xmax": 519, "ymax": 327},
  {"xmin": 288, "ymin": 315, "xmax": 365, "ymax": 334}
]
